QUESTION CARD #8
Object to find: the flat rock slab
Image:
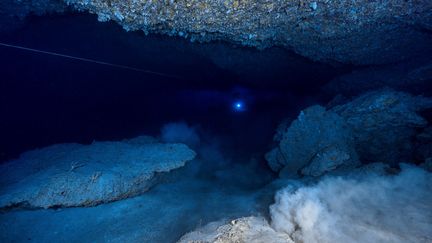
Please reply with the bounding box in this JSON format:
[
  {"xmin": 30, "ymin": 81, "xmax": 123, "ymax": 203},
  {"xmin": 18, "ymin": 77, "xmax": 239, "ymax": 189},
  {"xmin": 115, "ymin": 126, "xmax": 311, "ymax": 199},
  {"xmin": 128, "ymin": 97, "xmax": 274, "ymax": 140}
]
[{"xmin": 0, "ymin": 138, "xmax": 196, "ymax": 209}]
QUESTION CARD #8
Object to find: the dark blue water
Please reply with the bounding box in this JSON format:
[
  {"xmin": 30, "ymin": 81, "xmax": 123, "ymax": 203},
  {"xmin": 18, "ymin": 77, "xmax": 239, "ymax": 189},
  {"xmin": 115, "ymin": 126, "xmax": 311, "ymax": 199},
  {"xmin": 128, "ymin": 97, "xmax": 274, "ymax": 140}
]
[
  {"xmin": 1, "ymin": 11, "xmax": 432, "ymax": 243},
  {"xmin": 0, "ymin": 13, "xmax": 346, "ymax": 163}
]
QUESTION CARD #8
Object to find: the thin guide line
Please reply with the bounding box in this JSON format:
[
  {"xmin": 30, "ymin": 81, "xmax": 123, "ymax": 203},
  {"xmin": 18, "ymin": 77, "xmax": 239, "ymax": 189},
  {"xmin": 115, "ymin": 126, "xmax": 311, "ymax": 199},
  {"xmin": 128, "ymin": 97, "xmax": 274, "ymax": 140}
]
[{"xmin": 0, "ymin": 42, "xmax": 183, "ymax": 80}]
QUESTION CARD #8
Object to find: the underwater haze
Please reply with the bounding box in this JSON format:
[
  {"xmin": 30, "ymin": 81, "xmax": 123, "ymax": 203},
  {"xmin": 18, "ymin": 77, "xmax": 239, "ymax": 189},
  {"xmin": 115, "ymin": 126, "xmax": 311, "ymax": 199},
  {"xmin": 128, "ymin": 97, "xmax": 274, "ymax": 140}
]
[{"xmin": 1, "ymin": 2, "xmax": 432, "ymax": 243}]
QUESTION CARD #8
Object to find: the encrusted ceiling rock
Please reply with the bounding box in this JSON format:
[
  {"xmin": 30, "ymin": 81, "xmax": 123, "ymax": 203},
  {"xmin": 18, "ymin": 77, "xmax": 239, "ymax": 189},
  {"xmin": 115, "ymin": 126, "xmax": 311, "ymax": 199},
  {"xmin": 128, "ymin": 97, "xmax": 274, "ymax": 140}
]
[
  {"xmin": 3, "ymin": 0, "xmax": 432, "ymax": 64},
  {"xmin": 60, "ymin": 0, "xmax": 432, "ymax": 65}
]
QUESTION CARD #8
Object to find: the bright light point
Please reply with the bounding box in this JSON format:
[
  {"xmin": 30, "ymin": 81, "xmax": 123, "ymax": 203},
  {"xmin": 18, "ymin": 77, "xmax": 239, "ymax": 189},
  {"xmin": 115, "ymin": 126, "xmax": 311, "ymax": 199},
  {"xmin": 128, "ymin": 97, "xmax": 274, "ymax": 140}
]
[{"xmin": 233, "ymin": 101, "xmax": 245, "ymax": 112}]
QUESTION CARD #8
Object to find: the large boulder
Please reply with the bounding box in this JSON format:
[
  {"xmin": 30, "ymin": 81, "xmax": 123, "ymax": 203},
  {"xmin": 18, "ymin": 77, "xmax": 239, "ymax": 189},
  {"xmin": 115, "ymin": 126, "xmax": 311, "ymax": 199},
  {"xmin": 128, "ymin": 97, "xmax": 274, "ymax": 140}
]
[
  {"xmin": 0, "ymin": 137, "xmax": 196, "ymax": 209},
  {"xmin": 265, "ymin": 105, "xmax": 359, "ymax": 177},
  {"xmin": 331, "ymin": 90, "xmax": 432, "ymax": 165},
  {"xmin": 268, "ymin": 90, "xmax": 432, "ymax": 174}
]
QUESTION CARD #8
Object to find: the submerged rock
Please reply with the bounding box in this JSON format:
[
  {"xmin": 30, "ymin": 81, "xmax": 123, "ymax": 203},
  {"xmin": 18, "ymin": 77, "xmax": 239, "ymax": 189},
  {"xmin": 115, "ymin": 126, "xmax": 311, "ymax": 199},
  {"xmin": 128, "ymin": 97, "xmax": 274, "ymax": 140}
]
[
  {"xmin": 178, "ymin": 217, "xmax": 292, "ymax": 243},
  {"xmin": 0, "ymin": 138, "xmax": 196, "ymax": 209},
  {"xmin": 266, "ymin": 105, "xmax": 359, "ymax": 177},
  {"xmin": 300, "ymin": 147, "xmax": 357, "ymax": 177},
  {"xmin": 90, "ymin": 0, "xmax": 432, "ymax": 64},
  {"xmin": 4, "ymin": 0, "xmax": 431, "ymax": 64},
  {"xmin": 267, "ymin": 90, "xmax": 432, "ymax": 177},
  {"xmin": 4, "ymin": 0, "xmax": 421, "ymax": 65},
  {"xmin": 331, "ymin": 90, "xmax": 432, "ymax": 165}
]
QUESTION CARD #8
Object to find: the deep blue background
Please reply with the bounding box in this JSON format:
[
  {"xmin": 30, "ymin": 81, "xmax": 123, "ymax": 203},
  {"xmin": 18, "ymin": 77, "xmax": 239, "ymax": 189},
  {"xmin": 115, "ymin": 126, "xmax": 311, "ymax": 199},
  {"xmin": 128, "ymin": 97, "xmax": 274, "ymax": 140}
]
[{"xmin": 0, "ymin": 13, "xmax": 347, "ymax": 162}]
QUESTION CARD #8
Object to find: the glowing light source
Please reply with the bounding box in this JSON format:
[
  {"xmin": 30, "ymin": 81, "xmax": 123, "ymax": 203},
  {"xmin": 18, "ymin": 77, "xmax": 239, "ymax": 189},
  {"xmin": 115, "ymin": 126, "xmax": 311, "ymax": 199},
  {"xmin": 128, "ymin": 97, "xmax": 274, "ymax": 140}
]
[{"xmin": 233, "ymin": 101, "xmax": 245, "ymax": 112}]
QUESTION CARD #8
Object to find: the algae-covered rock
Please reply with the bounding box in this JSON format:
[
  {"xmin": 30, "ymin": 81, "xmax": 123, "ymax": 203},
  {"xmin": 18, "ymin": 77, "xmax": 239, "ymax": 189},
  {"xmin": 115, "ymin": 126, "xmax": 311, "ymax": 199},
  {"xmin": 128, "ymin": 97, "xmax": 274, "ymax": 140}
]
[{"xmin": 0, "ymin": 137, "xmax": 196, "ymax": 209}]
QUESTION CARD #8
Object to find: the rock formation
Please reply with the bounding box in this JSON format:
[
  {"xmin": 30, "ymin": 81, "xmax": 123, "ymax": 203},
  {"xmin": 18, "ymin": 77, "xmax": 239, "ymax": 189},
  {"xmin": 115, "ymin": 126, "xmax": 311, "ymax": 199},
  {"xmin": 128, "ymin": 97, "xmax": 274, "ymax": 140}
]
[
  {"xmin": 265, "ymin": 105, "xmax": 359, "ymax": 177},
  {"xmin": 178, "ymin": 217, "xmax": 293, "ymax": 243},
  {"xmin": 0, "ymin": 136, "xmax": 196, "ymax": 209},
  {"xmin": 65, "ymin": 0, "xmax": 432, "ymax": 64},
  {"xmin": 331, "ymin": 90, "xmax": 432, "ymax": 165},
  {"xmin": 266, "ymin": 90, "xmax": 432, "ymax": 177},
  {"xmin": 4, "ymin": 0, "xmax": 432, "ymax": 65}
]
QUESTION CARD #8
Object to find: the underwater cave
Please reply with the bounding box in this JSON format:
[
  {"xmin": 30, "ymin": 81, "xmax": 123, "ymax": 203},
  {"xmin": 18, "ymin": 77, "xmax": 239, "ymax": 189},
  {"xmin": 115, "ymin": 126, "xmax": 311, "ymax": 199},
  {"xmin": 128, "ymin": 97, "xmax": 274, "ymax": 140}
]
[{"xmin": 0, "ymin": 0, "xmax": 431, "ymax": 242}]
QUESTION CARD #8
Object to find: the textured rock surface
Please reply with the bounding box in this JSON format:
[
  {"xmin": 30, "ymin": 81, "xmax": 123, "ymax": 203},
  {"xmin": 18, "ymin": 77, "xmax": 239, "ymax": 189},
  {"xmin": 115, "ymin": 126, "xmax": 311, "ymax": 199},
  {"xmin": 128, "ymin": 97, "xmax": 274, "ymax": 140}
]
[
  {"xmin": 5, "ymin": 0, "xmax": 432, "ymax": 64},
  {"xmin": 300, "ymin": 147, "xmax": 355, "ymax": 177},
  {"xmin": 178, "ymin": 217, "xmax": 293, "ymax": 243},
  {"xmin": 0, "ymin": 137, "xmax": 196, "ymax": 209},
  {"xmin": 267, "ymin": 90, "xmax": 432, "ymax": 175},
  {"xmin": 35, "ymin": 0, "xmax": 432, "ymax": 65},
  {"xmin": 266, "ymin": 105, "xmax": 359, "ymax": 177},
  {"xmin": 332, "ymin": 90, "xmax": 432, "ymax": 165}
]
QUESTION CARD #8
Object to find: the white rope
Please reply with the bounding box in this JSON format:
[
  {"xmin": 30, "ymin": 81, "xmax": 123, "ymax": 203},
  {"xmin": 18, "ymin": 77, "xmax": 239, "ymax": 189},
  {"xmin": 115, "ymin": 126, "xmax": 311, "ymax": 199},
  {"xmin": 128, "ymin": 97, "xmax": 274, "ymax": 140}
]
[{"xmin": 0, "ymin": 42, "xmax": 183, "ymax": 80}]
